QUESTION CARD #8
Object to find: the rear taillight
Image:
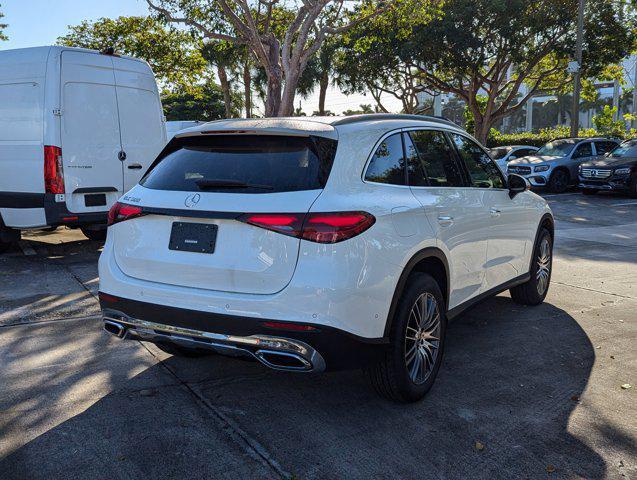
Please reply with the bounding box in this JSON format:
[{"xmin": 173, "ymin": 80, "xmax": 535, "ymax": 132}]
[
  {"xmin": 44, "ymin": 146, "xmax": 64, "ymax": 194},
  {"xmin": 107, "ymin": 202, "xmax": 144, "ymax": 226},
  {"xmin": 239, "ymin": 211, "xmax": 375, "ymax": 244}
]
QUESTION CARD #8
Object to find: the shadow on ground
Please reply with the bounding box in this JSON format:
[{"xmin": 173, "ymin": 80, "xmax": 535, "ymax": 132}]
[{"xmin": 0, "ymin": 297, "xmax": 612, "ymax": 480}]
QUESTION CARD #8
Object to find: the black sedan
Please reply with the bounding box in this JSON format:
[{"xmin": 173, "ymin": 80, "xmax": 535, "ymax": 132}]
[{"xmin": 579, "ymin": 139, "xmax": 637, "ymax": 196}]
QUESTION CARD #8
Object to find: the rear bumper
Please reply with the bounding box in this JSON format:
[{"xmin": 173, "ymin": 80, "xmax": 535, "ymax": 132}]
[
  {"xmin": 0, "ymin": 192, "xmax": 108, "ymax": 228},
  {"xmin": 99, "ymin": 293, "xmax": 386, "ymax": 371}
]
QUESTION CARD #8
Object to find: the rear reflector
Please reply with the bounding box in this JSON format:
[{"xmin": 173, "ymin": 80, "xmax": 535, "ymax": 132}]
[
  {"xmin": 44, "ymin": 146, "xmax": 64, "ymax": 194},
  {"xmin": 239, "ymin": 211, "xmax": 375, "ymax": 244},
  {"xmin": 98, "ymin": 292, "xmax": 120, "ymax": 303},
  {"xmin": 262, "ymin": 321, "xmax": 318, "ymax": 332},
  {"xmin": 107, "ymin": 202, "xmax": 145, "ymax": 226}
]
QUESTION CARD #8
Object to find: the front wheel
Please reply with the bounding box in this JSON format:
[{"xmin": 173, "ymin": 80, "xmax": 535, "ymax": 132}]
[
  {"xmin": 510, "ymin": 228, "xmax": 553, "ymax": 305},
  {"xmin": 367, "ymin": 273, "xmax": 446, "ymax": 402},
  {"xmin": 548, "ymin": 170, "xmax": 570, "ymax": 193}
]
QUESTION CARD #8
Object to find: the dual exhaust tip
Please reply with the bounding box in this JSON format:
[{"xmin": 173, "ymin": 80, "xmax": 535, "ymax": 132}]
[{"xmin": 103, "ymin": 320, "xmax": 314, "ymax": 371}]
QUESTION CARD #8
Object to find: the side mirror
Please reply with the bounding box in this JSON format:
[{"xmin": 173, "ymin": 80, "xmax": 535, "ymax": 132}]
[{"xmin": 508, "ymin": 174, "xmax": 529, "ymax": 199}]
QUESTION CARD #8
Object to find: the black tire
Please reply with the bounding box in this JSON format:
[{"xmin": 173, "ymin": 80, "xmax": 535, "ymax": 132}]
[
  {"xmin": 548, "ymin": 169, "xmax": 570, "ymax": 193},
  {"xmin": 81, "ymin": 227, "xmax": 107, "ymax": 242},
  {"xmin": 0, "ymin": 240, "xmax": 11, "ymax": 254},
  {"xmin": 581, "ymin": 188, "xmax": 597, "ymax": 196},
  {"xmin": 367, "ymin": 273, "xmax": 447, "ymax": 403},
  {"xmin": 154, "ymin": 341, "xmax": 213, "ymax": 358},
  {"xmin": 510, "ymin": 228, "xmax": 553, "ymax": 305}
]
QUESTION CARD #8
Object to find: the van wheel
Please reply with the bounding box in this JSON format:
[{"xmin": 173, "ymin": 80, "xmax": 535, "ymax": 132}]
[
  {"xmin": 367, "ymin": 273, "xmax": 446, "ymax": 402},
  {"xmin": 0, "ymin": 223, "xmax": 20, "ymax": 254},
  {"xmin": 154, "ymin": 341, "xmax": 212, "ymax": 358},
  {"xmin": 510, "ymin": 228, "xmax": 552, "ymax": 305},
  {"xmin": 548, "ymin": 170, "xmax": 569, "ymax": 193},
  {"xmin": 81, "ymin": 228, "xmax": 107, "ymax": 242}
]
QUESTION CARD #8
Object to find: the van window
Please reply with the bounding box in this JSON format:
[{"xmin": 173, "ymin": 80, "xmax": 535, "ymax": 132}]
[
  {"xmin": 409, "ymin": 130, "xmax": 465, "ymax": 187},
  {"xmin": 141, "ymin": 135, "xmax": 337, "ymax": 193},
  {"xmin": 365, "ymin": 133, "xmax": 406, "ymax": 185},
  {"xmin": 0, "ymin": 83, "xmax": 42, "ymax": 141}
]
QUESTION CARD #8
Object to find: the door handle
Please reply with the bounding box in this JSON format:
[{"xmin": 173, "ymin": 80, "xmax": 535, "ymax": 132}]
[
  {"xmin": 127, "ymin": 163, "xmax": 142, "ymax": 170},
  {"xmin": 437, "ymin": 215, "xmax": 454, "ymax": 227},
  {"xmin": 490, "ymin": 208, "xmax": 501, "ymax": 217}
]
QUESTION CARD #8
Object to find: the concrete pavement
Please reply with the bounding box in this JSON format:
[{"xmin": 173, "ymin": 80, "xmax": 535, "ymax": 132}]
[{"xmin": 0, "ymin": 192, "xmax": 635, "ymax": 479}]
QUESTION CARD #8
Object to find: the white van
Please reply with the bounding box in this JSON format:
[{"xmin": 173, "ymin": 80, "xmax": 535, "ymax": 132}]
[{"xmin": 0, "ymin": 46, "xmax": 166, "ymax": 250}]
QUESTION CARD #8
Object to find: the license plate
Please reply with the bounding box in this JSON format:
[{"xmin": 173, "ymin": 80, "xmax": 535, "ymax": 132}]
[{"xmin": 169, "ymin": 222, "xmax": 217, "ymax": 254}]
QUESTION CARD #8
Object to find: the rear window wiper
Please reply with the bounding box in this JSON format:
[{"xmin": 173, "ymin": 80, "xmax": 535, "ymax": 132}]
[{"xmin": 195, "ymin": 179, "xmax": 274, "ymax": 191}]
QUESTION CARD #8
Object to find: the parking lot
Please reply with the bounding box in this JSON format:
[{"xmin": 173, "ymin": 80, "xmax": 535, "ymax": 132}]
[{"xmin": 0, "ymin": 192, "xmax": 635, "ymax": 480}]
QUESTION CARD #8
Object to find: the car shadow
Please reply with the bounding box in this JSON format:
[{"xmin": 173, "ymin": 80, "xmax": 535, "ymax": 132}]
[{"xmin": 0, "ymin": 296, "xmax": 615, "ymax": 479}]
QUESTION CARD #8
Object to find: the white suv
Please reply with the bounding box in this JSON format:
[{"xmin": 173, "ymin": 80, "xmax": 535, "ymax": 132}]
[{"xmin": 99, "ymin": 115, "xmax": 554, "ymax": 402}]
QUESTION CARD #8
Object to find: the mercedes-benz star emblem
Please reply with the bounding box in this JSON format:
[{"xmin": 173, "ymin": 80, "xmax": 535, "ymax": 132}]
[{"xmin": 184, "ymin": 193, "xmax": 201, "ymax": 208}]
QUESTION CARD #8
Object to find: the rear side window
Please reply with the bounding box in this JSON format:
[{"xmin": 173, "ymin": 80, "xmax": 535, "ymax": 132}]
[
  {"xmin": 450, "ymin": 133, "xmax": 505, "ymax": 189},
  {"xmin": 365, "ymin": 133, "xmax": 406, "ymax": 185},
  {"xmin": 141, "ymin": 135, "xmax": 337, "ymax": 193},
  {"xmin": 409, "ymin": 130, "xmax": 465, "ymax": 187},
  {"xmin": 594, "ymin": 141, "xmax": 617, "ymax": 155}
]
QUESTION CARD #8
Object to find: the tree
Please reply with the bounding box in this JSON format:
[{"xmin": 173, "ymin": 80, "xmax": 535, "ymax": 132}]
[
  {"xmin": 145, "ymin": 0, "xmax": 400, "ymax": 117},
  {"xmin": 162, "ymin": 83, "xmax": 240, "ymax": 121},
  {"xmin": 350, "ymin": 0, "xmax": 635, "ymax": 143},
  {"xmin": 57, "ymin": 16, "xmax": 206, "ymax": 89},
  {"xmin": 0, "ymin": 4, "xmax": 8, "ymax": 41}
]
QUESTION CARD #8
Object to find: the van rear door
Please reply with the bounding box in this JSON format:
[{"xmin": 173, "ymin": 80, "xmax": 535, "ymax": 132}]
[
  {"xmin": 112, "ymin": 56, "xmax": 166, "ymax": 193},
  {"xmin": 60, "ymin": 51, "xmax": 123, "ymax": 213}
]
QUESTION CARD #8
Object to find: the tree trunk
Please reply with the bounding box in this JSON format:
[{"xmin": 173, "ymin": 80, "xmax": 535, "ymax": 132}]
[
  {"xmin": 280, "ymin": 69, "xmax": 299, "ymax": 117},
  {"xmin": 318, "ymin": 71, "xmax": 329, "ymax": 115},
  {"xmin": 217, "ymin": 66, "xmax": 232, "ymax": 118},
  {"xmin": 474, "ymin": 117, "xmax": 491, "ymax": 145},
  {"xmin": 243, "ymin": 62, "xmax": 252, "ymax": 118}
]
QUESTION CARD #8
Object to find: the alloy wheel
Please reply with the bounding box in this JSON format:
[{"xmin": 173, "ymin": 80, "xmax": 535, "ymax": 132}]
[
  {"xmin": 404, "ymin": 293, "xmax": 441, "ymax": 385},
  {"xmin": 536, "ymin": 237, "xmax": 551, "ymax": 295}
]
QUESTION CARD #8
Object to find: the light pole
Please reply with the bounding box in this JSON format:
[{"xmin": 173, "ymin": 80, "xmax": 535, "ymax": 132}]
[{"xmin": 570, "ymin": 0, "xmax": 585, "ymax": 137}]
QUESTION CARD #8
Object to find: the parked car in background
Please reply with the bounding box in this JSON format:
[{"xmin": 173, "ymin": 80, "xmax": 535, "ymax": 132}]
[
  {"xmin": 99, "ymin": 114, "xmax": 553, "ymax": 403},
  {"xmin": 166, "ymin": 120, "xmax": 204, "ymax": 141},
  {"xmin": 507, "ymin": 137, "xmax": 620, "ymax": 193},
  {"xmin": 579, "ymin": 138, "xmax": 637, "ymax": 196},
  {"xmin": 0, "ymin": 46, "xmax": 167, "ymax": 252},
  {"xmin": 489, "ymin": 145, "xmax": 539, "ymax": 172}
]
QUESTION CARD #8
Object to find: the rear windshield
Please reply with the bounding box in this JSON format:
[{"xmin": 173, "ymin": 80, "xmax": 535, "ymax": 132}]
[{"xmin": 141, "ymin": 135, "xmax": 337, "ymax": 193}]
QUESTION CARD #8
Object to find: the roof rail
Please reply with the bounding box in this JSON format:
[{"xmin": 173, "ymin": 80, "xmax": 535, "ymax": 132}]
[{"xmin": 331, "ymin": 113, "xmax": 459, "ymax": 128}]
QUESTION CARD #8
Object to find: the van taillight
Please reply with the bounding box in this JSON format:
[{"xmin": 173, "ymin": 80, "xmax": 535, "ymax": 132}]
[
  {"xmin": 239, "ymin": 212, "xmax": 375, "ymax": 244},
  {"xmin": 44, "ymin": 146, "xmax": 64, "ymax": 194},
  {"xmin": 107, "ymin": 202, "xmax": 144, "ymax": 226}
]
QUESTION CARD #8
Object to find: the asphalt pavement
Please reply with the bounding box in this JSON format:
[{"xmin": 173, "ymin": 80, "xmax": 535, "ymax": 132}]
[{"xmin": 0, "ymin": 192, "xmax": 635, "ymax": 479}]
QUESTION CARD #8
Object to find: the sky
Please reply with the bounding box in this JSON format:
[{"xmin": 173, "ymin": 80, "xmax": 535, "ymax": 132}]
[{"xmin": 0, "ymin": 0, "xmax": 402, "ymax": 115}]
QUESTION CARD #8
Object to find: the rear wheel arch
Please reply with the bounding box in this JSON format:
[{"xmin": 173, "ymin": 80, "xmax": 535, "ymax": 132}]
[{"xmin": 383, "ymin": 247, "xmax": 449, "ymax": 338}]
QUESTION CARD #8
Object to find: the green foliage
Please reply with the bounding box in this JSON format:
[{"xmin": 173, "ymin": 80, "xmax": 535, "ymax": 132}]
[
  {"xmin": 0, "ymin": 4, "xmax": 7, "ymax": 41},
  {"xmin": 162, "ymin": 83, "xmax": 240, "ymax": 121},
  {"xmin": 57, "ymin": 16, "xmax": 206, "ymax": 89},
  {"xmin": 342, "ymin": 104, "xmax": 377, "ymax": 115},
  {"xmin": 592, "ymin": 105, "xmax": 633, "ymax": 138},
  {"xmin": 487, "ymin": 126, "xmax": 612, "ymax": 148}
]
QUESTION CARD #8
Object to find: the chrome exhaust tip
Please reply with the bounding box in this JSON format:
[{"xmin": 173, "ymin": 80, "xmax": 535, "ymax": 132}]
[
  {"xmin": 103, "ymin": 320, "xmax": 127, "ymax": 339},
  {"xmin": 254, "ymin": 349, "xmax": 313, "ymax": 371}
]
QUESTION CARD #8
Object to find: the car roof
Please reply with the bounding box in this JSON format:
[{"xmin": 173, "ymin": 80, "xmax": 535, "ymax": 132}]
[{"xmin": 175, "ymin": 114, "xmax": 464, "ymax": 141}]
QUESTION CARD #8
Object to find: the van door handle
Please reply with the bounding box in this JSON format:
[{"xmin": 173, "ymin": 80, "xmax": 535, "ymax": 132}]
[
  {"xmin": 127, "ymin": 163, "xmax": 142, "ymax": 170},
  {"xmin": 437, "ymin": 215, "xmax": 454, "ymax": 227},
  {"xmin": 490, "ymin": 208, "xmax": 501, "ymax": 217}
]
